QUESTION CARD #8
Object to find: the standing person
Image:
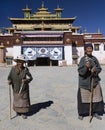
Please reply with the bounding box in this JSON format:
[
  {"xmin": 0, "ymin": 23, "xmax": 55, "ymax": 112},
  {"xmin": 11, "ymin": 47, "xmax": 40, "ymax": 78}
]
[
  {"xmin": 8, "ymin": 55, "xmax": 33, "ymax": 119},
  {"xmin": 77, "ymin": 43, "xmax": 104, "ymax": 120}
]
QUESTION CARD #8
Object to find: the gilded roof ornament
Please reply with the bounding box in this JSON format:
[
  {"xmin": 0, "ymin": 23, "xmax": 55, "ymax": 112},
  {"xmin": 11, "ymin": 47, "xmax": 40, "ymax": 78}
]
[
  {"xmin": 42, "ymin": 1, "xmax": 44, "ymax": 8},
  {"xmin": 98, "ymin": 27, "xmax": 101, "ymax": 34}
]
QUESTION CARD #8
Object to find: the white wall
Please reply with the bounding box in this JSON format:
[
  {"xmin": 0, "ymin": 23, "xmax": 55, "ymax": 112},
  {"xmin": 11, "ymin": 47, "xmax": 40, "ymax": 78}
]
[
  {"xmin": 13, "ymin": 46, "xmax": 21, "ymax": 65},
  {"xmin": 64, "ymin": 45, "xmax": 72, "ymax": 65},
  {"xmin": 6, "ymin": 47, "xmax": 13, "ymax": 57},
  {"xmin": 76, "ymin": 47, "xmax": 84, "ymax": 64},
  {"xmin": 93, "ymin": 43, "xmax": 105, "ymax": 64}
]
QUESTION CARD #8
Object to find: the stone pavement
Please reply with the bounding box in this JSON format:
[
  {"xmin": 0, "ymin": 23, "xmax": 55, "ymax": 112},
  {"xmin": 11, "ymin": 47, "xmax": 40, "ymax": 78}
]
[{"xmin": 0, "ymin": 65, "xmax": 105, "ymax": 130}]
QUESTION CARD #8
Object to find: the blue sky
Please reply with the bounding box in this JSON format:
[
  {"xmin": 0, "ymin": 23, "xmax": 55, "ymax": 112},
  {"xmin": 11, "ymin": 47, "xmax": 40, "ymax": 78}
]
[{"xmin": 0, "ymin": 0, "xmax": 105, "ymax": 35}]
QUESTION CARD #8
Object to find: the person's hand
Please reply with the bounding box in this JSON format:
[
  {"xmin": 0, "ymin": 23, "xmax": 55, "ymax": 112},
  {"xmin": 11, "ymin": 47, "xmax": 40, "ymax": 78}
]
[
  {"xmin": 91, "ymin": 67, "xmax": 96, "ymax": 73},
  {"xmin": 85, "ymin": 62, "xmax": 91, "ymax": 68},
  {"xmin": 22, "ymin": 79, "xmax": 27, "ymax": 84}
]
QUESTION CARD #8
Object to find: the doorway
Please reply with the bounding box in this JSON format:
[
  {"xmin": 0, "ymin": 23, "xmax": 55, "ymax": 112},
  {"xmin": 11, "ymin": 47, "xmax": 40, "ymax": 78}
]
[{"xmin": 36, "ymin": 57, "xmax": 50, "ymax": 66}]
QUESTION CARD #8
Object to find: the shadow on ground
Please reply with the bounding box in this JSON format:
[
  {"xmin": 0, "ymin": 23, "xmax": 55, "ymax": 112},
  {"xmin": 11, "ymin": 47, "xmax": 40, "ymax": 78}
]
[{"xmin": 27, "ymin": 100, "xmax": 54, "ymax": 116}]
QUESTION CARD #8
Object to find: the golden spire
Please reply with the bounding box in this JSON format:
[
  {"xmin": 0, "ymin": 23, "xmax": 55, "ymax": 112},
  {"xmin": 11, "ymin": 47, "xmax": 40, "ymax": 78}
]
[
  {"xmin": 84, "ymin": 27, "xmax": 87, "ymax": 33},
  {"xmin": 57, "ymin": 0, "xmax": 60, "ymax": 8},
  {"xmin": 98, "ymin": 27, "xmax": 101, "ymax": 33},
  {"xmin": 42, "ymin": 1, "xmax": 44, "ymax": 8}
]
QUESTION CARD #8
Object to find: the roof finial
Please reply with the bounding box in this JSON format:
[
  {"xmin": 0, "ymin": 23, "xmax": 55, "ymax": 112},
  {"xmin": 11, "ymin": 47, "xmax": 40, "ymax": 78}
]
[
  {"xmin": 42, "ymin": 1, "xmax": 44, "ymax": 8},
  {"xmin": 26, "ymin": 5, "xmax": 28, "ymax": 9},
  {"xmin": 98, "ymin": 27, "xmax": 101, "ymax": 33},
  {"xmin": 84, "ymin": 27, "xmax": 87, "ymax": 33},
  {"xmin": 57, "ymin": 0, "xmax": 60, "ymax": 8}
]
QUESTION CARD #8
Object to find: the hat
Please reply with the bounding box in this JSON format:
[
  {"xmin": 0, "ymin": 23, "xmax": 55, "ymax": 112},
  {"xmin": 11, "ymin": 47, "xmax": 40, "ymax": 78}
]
[
  {"xmin": 13, "ymin": 55, "xmax": 26, "ymax": 63},
  {"xmin": 84, "ymin": 43, "xmax": 93, "ymax": 50}
]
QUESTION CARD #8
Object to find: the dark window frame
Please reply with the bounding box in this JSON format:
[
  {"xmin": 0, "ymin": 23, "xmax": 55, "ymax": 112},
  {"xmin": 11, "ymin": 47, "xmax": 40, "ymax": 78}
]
[{"xmin": 94, "ymin": 44, "xmax": 99, "ymax": 51}]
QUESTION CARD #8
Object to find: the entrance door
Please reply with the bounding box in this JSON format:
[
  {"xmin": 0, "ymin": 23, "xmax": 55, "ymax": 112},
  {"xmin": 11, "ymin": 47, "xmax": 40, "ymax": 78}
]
[{"xmin": 36, "ymin": 57, "xmax": 50, "ymax": 66}]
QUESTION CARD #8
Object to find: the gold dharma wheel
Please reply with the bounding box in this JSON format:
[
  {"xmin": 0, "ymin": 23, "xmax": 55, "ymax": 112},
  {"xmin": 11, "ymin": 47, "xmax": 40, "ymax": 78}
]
[{"xmin": 66, "ymin": 38, "xmax": 71, "ymax": 44}]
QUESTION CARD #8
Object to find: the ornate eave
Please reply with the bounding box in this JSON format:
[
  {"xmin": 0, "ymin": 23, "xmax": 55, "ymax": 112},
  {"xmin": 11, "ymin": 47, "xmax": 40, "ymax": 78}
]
[
  {"xmin": 72, "ymin": 26, "xmax": 81, "ymax": 30},
  {"xmin": 55, "ymin": 7, "xmax": 64, "ymax": 11},
  {"xmin": 32, "ymin": 1, "xmax": 53, "ymax": 18},
  {"xmin": 33, "ymin": 7, "xmax": 51, "ymax": 16},
  {"xmin": 9, "ymin": 17, "xmax": 76, "ymax": 23},
  {"xmin": 37, "ymin": 7, "xmax": 48, "ymax": 11},
  {"xmin": 22, "ymin": 8, "xmax": 32, "ymax": 12}
]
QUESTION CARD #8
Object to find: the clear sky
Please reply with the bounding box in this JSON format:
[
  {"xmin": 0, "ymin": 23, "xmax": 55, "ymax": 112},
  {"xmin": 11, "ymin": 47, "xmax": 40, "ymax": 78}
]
[{"xmin": 0, "ymin": 0, "xmax": 105, "ymax": 35}]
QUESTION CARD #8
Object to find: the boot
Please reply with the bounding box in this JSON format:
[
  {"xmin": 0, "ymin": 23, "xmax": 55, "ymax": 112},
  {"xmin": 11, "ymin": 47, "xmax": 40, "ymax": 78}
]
[
  {"xmin": 78, "ymin": 115, "xmax": 84, "ymax": 120},
  {"xmin": 22, "ymin": 114, "xmax": 27, "ymax": 119},
  {"xmin": 93, "ymin": 113, "xmax": 102, "ymax": 120},
  {"xmin": 16, "ymin": 112, "xmax": 21, "ymax": 116}
]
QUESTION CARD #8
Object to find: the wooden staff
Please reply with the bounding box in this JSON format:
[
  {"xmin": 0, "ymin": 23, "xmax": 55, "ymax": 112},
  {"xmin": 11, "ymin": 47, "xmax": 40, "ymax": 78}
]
[
  {"xmin": 89, "ymin": 76, "xmax": 94, "ymax": 123},
  {"xmin": 19, "ymin": 82, "xmax": 24, "ymax": 94},
  {"xmin": 9, "ymin": 85, "xmax": 11, "ymax": 119},
  {"xmin": 19, "ymin": 67, "xmax": 26, "ymax": 94}
]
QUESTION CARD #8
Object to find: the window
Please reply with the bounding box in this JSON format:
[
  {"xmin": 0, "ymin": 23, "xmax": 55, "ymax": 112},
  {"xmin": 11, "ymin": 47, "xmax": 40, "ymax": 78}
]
[{"xmin": 94, "ymin": 44, "xmax": 99, "ymax": 51}]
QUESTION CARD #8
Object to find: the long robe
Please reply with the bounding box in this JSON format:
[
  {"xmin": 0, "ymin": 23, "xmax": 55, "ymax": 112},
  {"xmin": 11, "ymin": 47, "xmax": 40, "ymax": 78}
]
[
  {"xmin": 8, "ymin": 66, "xmax": 33, "ymax": 113},
  {"xmin": 77, "ymin": 55, "xmax": 104, "ymax": 117}
]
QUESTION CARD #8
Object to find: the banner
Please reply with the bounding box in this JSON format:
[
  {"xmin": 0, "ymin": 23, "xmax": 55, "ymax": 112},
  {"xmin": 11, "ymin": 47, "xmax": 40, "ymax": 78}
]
[{"xmin": 22, "ymin": 46, "xmax": 63, "ymax": 60}]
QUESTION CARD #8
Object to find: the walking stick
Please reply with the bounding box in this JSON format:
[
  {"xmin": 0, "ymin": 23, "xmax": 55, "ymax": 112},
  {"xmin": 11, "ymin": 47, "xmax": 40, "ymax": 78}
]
[
  {"xmin": 19, "ymin": 82, "xmax": 24, "ymax": 94},
  {"xmin": 89, "ymin": 76, "xmax": 94, "ymax": 123},
  {"xmin": 9, "ymin": 85, "xmax": 11, "ymax": 119},
  {"xmin": 19, "ymin": 72, "xmax": 26, "ymax": 94}
]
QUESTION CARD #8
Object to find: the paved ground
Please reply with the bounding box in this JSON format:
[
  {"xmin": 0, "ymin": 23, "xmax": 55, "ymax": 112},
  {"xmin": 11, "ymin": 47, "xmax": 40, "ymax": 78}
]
[{"xmin": 0, "ymin": 64, "xmax": 105, "ymax": 130}]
